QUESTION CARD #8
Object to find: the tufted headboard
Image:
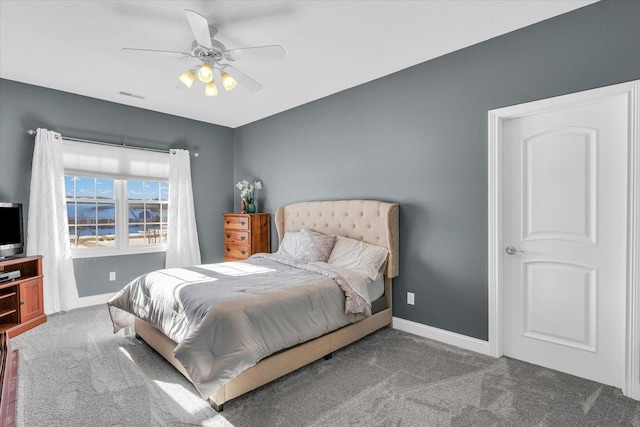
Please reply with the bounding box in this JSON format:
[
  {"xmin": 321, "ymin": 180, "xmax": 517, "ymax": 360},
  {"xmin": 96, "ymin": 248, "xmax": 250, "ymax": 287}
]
[{"xmin": 274, "ymin": 200, "xmax": 399, "ymax": 278}]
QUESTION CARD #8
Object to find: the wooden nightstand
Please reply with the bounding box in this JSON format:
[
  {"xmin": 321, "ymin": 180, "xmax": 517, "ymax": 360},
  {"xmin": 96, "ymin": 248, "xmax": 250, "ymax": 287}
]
[{"xmin": 222, "ymin": 213, "xmax": 270, "ymax": 261}]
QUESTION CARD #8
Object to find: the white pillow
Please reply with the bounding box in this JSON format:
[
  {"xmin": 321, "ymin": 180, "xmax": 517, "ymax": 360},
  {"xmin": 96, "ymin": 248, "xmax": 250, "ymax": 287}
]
[
  {"xmin": 327, "ymin": 235, "xmax": 388, "ymax": 281},
  {"xmin": 276, "ymin": 231, "xmax": 304, "ymax": 258}
]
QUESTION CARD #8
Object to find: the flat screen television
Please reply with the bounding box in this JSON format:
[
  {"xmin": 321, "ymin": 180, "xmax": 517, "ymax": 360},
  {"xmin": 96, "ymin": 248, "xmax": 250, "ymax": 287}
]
[{"xmin": 0, "ymin": 202, "xmax": 24, "ymax": 259}]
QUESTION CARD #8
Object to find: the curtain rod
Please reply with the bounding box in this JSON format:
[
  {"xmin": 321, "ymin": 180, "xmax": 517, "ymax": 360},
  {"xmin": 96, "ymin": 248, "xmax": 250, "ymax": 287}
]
[{"xmin": 26, "ymin": 130, "xmax": 199, "ymax": 157}]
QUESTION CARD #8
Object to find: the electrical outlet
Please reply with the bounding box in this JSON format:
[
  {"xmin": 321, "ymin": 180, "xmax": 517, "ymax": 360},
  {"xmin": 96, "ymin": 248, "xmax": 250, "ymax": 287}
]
[
  {"xmin": 407, "ymin": 292, "xmax": 415, "ymax": 305},
  {"xmin": 109, "ymin": 272, "xmax": 116, "ymax": 281}
]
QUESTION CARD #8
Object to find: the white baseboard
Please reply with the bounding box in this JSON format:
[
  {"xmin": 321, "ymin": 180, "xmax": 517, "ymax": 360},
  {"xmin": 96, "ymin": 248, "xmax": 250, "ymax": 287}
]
[
  {"xmin": 77, "ymin": 292, "xmax": 117, "ymax": 309},
  {"xmin": 392, "ymin": 316, "xmax": 493, "ymax": 356}
]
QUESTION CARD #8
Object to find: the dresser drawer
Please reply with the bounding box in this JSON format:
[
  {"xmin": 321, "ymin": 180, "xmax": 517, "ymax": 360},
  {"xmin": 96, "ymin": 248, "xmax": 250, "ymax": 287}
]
[
  {"xmin": 224, "ymin": 215, "xmax": 250, "ymax": 230},
  {"xmin": 224, "ymin": 244, "xmax": 251, "ymax": 260},
  {"xmin": 224, "ymin": 230, "xmax": 249, "ymax": 245}
]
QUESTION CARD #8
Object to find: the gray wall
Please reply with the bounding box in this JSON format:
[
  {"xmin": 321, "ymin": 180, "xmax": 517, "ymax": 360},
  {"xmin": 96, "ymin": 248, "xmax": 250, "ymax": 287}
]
[
  {"xmin": 233, "ymin": 1, "xmax": 640, "ymax": 340},
  {"xmin": 0, "ymin": 79, "xmax": 234, "ymax": 297}
]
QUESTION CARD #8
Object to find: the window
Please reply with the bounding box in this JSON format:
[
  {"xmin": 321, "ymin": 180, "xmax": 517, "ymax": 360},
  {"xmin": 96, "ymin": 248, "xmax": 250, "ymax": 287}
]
[
  {"xmin": 66, "ymin": 176, "xmax": 116, "ymax": 249},
  {"xmin": 61, "ymin": 139, "xmax": 170, "ymax": 258},
  {"xmin": 127, "ymin": 180, "xmax": 169, "ymax": 246},
  {"xmin": 65, "ymin": 175, "xmax": 169, "ymax": 257}
]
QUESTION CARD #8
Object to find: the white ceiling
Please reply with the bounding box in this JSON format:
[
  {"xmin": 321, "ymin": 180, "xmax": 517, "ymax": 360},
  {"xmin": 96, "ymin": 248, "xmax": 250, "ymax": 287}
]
[{"xmin": 0, "ymin": 1, "xmax": 597, "ymax": 128}]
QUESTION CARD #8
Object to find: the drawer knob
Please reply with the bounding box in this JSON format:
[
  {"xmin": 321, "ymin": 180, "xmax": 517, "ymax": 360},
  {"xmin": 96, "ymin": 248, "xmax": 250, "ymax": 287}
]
[
  {"xmin": 226, "ymin": 220, "xmax": 230, "ymax": 224},
  {"xmin": 241, "ymin": 250, "xmax": 246, "ymax": 255},
  {"xmin": 241, "ymin": 236, "xmax": 246, "ymax": 240},
  {"xmin": 226, "ymin": 234, "xmax": 231, "ymax": 238},
  {"xmin": 241, "ymin": 221, "xmax": 246, "ymax": 225},
  {"xmin": 226, "ymin": 248, "xmax": 231, "ymax": 252},
  {"xmin": 20, "ymin": 301, "xmax": 24, "ymax": 305}
]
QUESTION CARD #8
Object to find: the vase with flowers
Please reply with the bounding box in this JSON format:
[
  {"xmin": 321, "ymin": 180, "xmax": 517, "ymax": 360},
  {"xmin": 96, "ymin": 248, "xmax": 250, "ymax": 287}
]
[{"xmin": 235, "ymin": 180, "xmax": 263, "ymax": 214}]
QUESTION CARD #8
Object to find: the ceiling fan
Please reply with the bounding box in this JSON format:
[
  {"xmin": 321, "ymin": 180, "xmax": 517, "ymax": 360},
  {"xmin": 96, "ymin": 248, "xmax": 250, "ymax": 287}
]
[{"xmin": 122, "ymin": 9, "xmax": 285, "ymax": 96}]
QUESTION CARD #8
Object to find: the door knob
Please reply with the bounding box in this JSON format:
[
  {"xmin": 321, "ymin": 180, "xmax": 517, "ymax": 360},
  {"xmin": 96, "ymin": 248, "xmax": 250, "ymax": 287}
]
[{"xmin": 506, "ymin": 246, "xmax": 525, "ymax": 255}]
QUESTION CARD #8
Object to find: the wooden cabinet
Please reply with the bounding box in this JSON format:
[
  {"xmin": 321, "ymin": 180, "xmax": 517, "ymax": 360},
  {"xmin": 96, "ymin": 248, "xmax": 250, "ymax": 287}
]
[
  {"xmin": 0, "ymin": 256, "xmax": 46, "ymax": 338},
  {"xmin": 223, "ymin": 213, "xmax": 270, "ymax": 261}
]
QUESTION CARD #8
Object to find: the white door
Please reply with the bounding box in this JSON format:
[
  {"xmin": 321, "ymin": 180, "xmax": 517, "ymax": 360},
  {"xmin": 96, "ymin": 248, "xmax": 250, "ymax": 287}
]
[{"xmin": 502, "ymin": 92, "xmax": 628, "ymax": 388}]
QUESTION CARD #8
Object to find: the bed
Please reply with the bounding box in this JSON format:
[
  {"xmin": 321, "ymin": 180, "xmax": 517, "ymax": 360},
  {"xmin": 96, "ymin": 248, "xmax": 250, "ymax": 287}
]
[{"xmin": 108, "ymin": 199, "xmax": 399, "ymax": 411}]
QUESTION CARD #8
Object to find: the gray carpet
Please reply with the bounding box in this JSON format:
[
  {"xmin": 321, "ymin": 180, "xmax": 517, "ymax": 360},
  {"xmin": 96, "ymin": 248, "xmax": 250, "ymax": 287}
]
[{"xmin": 10, "ymin": 305, "xmax": 640, "ymax": 426}]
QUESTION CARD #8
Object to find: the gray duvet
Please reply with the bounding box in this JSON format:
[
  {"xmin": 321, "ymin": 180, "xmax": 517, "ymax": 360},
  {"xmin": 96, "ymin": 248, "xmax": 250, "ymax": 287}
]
[{"xmin": 107, "ymin": 254, "xmax": 367, "ymax": 398}]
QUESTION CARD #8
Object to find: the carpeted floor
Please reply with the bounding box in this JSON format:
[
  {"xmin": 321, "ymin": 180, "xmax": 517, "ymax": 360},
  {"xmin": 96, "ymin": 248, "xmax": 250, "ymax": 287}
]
[{"xmin": 10, "ymin": 304, "xmax": 640, "ymax": 426}]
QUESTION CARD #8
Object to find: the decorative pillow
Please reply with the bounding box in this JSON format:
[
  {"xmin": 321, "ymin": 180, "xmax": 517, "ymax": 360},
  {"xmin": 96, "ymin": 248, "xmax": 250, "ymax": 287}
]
[
  {"xmin": 297, "ymin": 229, "xmax": 337, "ymax": 262},
  {"xmin": 327, "ymin": 235, "xmax": 389, "ymax": 281}
]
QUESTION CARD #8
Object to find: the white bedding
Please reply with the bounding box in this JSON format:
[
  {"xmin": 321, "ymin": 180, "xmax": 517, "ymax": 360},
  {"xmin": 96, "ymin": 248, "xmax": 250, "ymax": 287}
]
[{"xmin": 368, "ymin": 274, "xmax": 385, "ymax": 301}]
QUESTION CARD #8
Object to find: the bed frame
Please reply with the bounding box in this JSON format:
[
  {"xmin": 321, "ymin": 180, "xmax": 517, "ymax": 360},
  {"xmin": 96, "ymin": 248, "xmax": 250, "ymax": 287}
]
[{"xmin": 134, "ymin": 200, "xmax": 399, "ymax": 411}]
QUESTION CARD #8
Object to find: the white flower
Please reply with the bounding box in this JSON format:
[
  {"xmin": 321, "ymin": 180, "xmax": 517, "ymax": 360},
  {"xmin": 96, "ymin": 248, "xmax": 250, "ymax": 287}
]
[{"xmin": 236, "ymin": 179, "xmax": 264, "ymax": 204}]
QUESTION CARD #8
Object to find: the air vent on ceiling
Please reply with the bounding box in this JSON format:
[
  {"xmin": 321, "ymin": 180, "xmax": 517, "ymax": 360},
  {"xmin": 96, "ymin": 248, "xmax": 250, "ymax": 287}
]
[{"xmin": 118, "ymin": 91, "xmax": 145, "ymax": 100}]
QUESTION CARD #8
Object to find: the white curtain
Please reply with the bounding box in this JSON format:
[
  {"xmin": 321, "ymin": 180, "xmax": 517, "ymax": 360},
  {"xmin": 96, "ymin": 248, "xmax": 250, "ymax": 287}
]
[
  {"xmin": 166, "ymin": 149, "xmax": 201, "ymax": 268},
  {"xmin": 27, "ymin": 129, "xmax": 80, "ymax": 314}
]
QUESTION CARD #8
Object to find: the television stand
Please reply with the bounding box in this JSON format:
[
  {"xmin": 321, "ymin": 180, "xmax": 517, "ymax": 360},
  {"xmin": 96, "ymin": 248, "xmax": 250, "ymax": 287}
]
[{"xmin": 0, "ymin": 256, "xmax": 46, "ymax": 338}]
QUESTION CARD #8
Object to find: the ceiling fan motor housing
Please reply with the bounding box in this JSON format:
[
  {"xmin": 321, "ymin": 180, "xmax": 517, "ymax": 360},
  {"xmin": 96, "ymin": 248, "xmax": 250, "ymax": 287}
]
[{"xmin": 191, "ymin": 39, "xmax": 227, "ymax": 62}]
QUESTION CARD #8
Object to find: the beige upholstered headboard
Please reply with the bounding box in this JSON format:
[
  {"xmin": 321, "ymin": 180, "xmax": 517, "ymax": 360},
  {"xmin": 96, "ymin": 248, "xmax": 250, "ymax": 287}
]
[{"xmin": 274, "ymin": 200, "xmax": 399, "ymax": 278}]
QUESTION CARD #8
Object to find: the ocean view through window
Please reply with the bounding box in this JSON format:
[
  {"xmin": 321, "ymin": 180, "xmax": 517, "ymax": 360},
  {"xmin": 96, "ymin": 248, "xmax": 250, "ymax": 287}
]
[{"xmin": 65, "ymin": 175, "xmax": 168, "ymax": 257}]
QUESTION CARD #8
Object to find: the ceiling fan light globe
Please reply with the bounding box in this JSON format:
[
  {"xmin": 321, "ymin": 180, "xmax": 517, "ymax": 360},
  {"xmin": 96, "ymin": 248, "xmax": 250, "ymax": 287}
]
[
  {"xmin": 178, "ymin": 70, "xmax": 195, "ymax": 88},
  {"xmin": 221, "ymin": 73, "xmax": 237, "ymax": 91},
  {"xmin": 205, "ymin": 82, "xmax": 219, "ymax": 96},
  {"xmin": 198, "ymin": 64, "xmax": 214, "ymax": 83}
]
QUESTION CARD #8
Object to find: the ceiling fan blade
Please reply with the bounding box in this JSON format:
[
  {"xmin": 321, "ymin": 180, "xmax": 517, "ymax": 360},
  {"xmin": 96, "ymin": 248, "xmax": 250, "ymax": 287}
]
[
  {"xmin": 225, "ymin": 45, "xmax": 285, "ymax": 62},
  {"xmin": 184, "ymin": 9, "xmax": 213, "ymax": 49},
  {"xmin": 222, "ymin": 65, "xmax": 263, "ymax": 93},
  {"xmin": 121, "ymin": 48, "xmax": 192, "ymax": 58}
]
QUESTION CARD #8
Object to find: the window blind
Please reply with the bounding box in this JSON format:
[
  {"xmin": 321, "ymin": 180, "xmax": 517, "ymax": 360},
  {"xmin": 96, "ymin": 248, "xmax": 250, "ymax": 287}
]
[{"xmin": 62, "ymin": 140, "xmax": 169, "ymax": 181}]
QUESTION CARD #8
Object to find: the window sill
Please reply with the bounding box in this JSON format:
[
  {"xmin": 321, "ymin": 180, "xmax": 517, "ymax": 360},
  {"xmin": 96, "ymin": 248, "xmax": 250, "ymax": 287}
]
[{"xmin": 71, "ymin": 245, "xmax": 167, "ymax": 259}]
